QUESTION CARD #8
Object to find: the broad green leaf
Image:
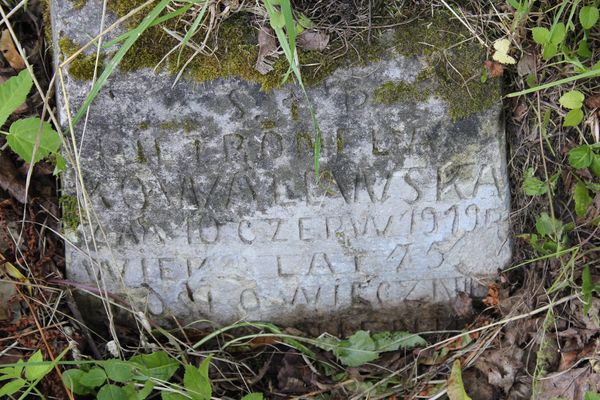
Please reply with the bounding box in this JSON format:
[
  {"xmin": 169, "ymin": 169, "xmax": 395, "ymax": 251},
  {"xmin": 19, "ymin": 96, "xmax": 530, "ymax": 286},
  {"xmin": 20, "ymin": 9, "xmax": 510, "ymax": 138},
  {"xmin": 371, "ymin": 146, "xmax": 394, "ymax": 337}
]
[
  {"xmin": 574, "ymin": 181, "xmax": 593, "ymax": 217},
  {"xmin": 98, "ymin": 384, "xmax": 128, "ymax": 400},
  {"xmin": 103, "ymin": 359, "xmax": 134, "ymax": 383},
  {"xmin": 371, "ymin": 331, "xmax": 427, "ymax": 352},
  {"xmin": 582, "ymin": 265, "xmax": 594, "ymax": 315},
  {"xmin": 25, "ymin": 350, "xmax": 52, "ymax": 381},
  {"xmin": 542, "ymin": 43, "xmax": 558, "ymax": 60},
  {"xmin": 569, "ymin": 145, "xmax": 594, "ymax": 169},
  {"xmin": 130, "ymin": 351, "xmax": 179, "ymax": 382},
  {"xmin": 0, "ymin": 69, "xmax": 33, "ymax": 127},
  {"xmin": 550, "ymin": 22, "xmax": 566, "ymax": 44},
  {"xmin": 564, "ymin": 108, "xmax": 584, "ymax": 127},
  {"xmin": 79, "ymin": 367, "xmax": 107, "ymax": 388},
  {"xmin": 161, "ymin": 392, "xmax": 188, "ymax": 400},
  {"xmin": 523, "ymin": 168, "xmax": 548, "ymax": 196},
  {"xmin": 241, "ymin": 394, "xmax": 264, "ymax": 400},
  {"xmin": 591, "ymin": 155, "xmax": 600, "ymax": 178},
  {"xmin": 447, "ymin": 360, "xmax": 472, "ymax": 400},
  {"xmin": 577, "ymin": 38, "xmax": 592, "ymax": 58},
  {"xmin": 559, "ymin": 90, "xmax": 585, "ymax": 109},
  {"xmin": 184, "ymin": 356, "xmax": 211, "ymax": 400},
  {"xmin": 532, "ymin": 27, "xmax": 550, "ymax": 44},
  {"xmin": 7, "ymin": 117, "xmax": 61, "ymax": 163},
  {"xmin": 580, "ymin": 6, "xmax": 599, "ymax": 30},
  {"xmin": 535, "ymin": 212, "xmax": 563, "ymax": 238},
  {"xmin": 0, "ymin": 378, "xmax": 26, "ymax": 397},
  {"xmin": 123, "ymin": 381, "xmax": 154, "ymax": 400},
  {"xmin": 337, "ymin": 330, "xmax": 377, "ymax": 367},
  {"xmin": 63, "ymin": 369, "xmax": 95, "ymax": 395}
]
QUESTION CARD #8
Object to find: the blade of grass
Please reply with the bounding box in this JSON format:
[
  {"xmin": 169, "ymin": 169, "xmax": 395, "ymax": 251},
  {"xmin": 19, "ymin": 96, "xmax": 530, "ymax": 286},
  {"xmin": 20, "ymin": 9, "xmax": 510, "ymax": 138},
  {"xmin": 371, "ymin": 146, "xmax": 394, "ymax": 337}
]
[
  {"xmin": 262, "ymin": 0, "xmax": 322, "ymax": 177},
  {"xmin": 176, "ymin": 0, "xmax": 209, "ymax": 66},
  {"xmin": 102, "ymin": 2, "xmax": 194, "ymax": 48},
  {"xmin": 72, "ymin": 0, "xmax": 172, "ymax": 125},
  {"xmin": 507, "ymin": 67, "xmax": 600, "ymax": 98}
]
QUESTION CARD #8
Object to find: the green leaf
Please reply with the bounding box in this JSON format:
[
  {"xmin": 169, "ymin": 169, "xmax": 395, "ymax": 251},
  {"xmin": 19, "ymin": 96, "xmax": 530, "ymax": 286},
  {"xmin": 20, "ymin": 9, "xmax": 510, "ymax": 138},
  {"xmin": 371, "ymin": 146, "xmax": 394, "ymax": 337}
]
[
  {"xmin": 79, "ymin": 367, "xmax": 107, "ymax": 388},
  {"xmin": 535, "ymin": 212, "xmax": 563, "ymax": 238},
  {"xmin": 580, "ymin": 6, "xmax": 599, "ymax": 30},
  {"xmin": 123, "ymin": 381, "xmax": 154, "ymax": 400},
  {"xmin": 532, "ymin": 27, "xmax": 550, "ymax": 44},
  {"xmin": 130, "ymin": 351, "xmax": 179, "ymax": 382},
  {"xmin": 161, "ymin": 392, "xmax": 188, "ymax": 400},
  {"xmin": 574, "ymin": 181, "xmax": 593, "ymax": 217},
  {"xmin": 63, "ymin": 369, "xmax": 96, "ymax": 395},
  {"xmin": 7, "ymin": 117, "xmax": 61, "ymax": 164},
  {"xmin": 564, "ymin": 108, "xmax": 584, "ymax": 127},
  {"xmin": 25, "ymin": 350, "xmax": 52, "ymax": 381},
  {"xmin": 183, "ymin": 356, "xmax": 212, "ymax": 400},
  {"xmin": 371, "ymin": 331, "xmax": 427, "ymax": 352},
  {"xmin": 542, "ymin": 43, "xmax": 558, "ymax": 60},
  {"xmin": 53, "ymin": 153, "xmax": 67, "ymax": 176},
  {"xmin": 569, "ymin": 145, "xmax": 594, "ymax": 169},
  {"xmin": 241, "ymin": 394, "xmax": 264, "ymax": 400},
  {"xmin": 98, "ymin": 384, "xmax": 128, "ymax": 400},
  {"xmin": 559, "ymin": 90, "xmax": 585, "ymax": 109},
  {"xmin": 103, "ymin": 359, "xmax": 134, "ymax": 383},
  {"xmin": 550, "ymin": 22, "xmax": 566, "ymax": 44},
  {"xmin": 591, "ymin": 155, "xmax": 600, "ymax": 177},
  {"xmin": 335, "ymin": 330, "xmax": 378, "ymax": 367},
  {"xmin": 447, "ymin": 360, "xmax": 472, "ymax": 400},
  {"xmin": 523, "ymin": 168, "xmax": 548, "ymax": 196},
  {"xmin": 0, "ymin": 69, "xmax": 33, "ymax": 127},
  {"xmin": 0, "ymin": 378, "xmax": 26, "ymax": 397},
  {"xmin": 577, "ymin": 38, "xmax": 593, "ymax": 58}
]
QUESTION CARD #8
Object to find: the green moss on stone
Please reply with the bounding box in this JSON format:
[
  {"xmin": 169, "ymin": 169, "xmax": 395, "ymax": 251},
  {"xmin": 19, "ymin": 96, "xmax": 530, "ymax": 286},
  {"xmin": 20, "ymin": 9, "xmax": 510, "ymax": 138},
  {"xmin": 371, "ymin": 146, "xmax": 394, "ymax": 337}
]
[
  {"xmin": 59, "ymin": 37, "xmax": 105, "ymax": 81},
  {"xmin": 103, "ymin": 2, "xmax": 498, "ymax": 119},
  {"xmin": 261, "ymin": 120, "xmax": 276, "ymax": 129},
  {"xmin": 390, "ymin": 11, "xmax": 501, "ymax": 120},
  {"xmin": 136, "ymin": 140, "xmax": 147, "ymax": 163},
  {"xmin": 290, "ymin": 101, "xmax": 299, "ymax": 121},
  {"xmin": 336, "ymin": 130, "xmax": 344, "ymax": 153},
  {"xmin": 59, "ymin": 195, "xmax": 80, "ymax": 231},
  {"xmin": 70, "ymin": 0, "xmax": 87, "ymax": 10},
  {"xmin": 373, "ymin": 81, "xmax": 431, "ymax": 104}
]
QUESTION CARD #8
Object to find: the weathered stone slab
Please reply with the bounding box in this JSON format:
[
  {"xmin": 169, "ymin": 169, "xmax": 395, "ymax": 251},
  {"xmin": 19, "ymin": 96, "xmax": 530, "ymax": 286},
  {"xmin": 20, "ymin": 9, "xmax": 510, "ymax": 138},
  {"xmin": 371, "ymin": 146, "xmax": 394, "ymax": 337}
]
[{"xmin": 51, "ymin": 1, "xmax": 511, "ymax": 330}]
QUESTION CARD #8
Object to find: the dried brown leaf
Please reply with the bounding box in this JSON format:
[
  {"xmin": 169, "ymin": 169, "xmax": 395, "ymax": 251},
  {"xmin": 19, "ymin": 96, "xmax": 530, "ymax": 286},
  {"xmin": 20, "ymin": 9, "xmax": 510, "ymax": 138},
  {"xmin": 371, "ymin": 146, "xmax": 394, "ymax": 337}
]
[
  {"xmin": 586, "ymin": 94, "xmax": 600, "ymax": 109},
  {"xmin": 297, "ymin": 30, "xmax": 329, "ymax": 51},
  {"xmin": 474, "ymin": 347, "xmax": 523, "ymax": 393},
  {"xmin": 484, "ymin": 60, "xmax": 504, "ymax": 78},
  {"xmin": 452, "ymin": 291, "xmax": 474, "ymax": 318},
  {"xmin": 516, "ymin": 53, "xmax": 536, "ymax": 76},
  {"xmin": 255, "ymin": 25, "xmax": 278, "ymax": 75},
  {"xmin": 0, "ymin": 30, "xmax": 26, "ymax": 70}
]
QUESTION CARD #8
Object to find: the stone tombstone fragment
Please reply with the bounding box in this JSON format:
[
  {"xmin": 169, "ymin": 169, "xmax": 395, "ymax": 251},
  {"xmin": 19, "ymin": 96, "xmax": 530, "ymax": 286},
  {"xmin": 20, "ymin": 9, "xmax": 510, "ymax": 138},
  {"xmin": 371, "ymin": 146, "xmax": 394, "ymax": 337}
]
[{"xmin": 51, "ymin": 1, "xmax": 511, "ymax": 331}]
